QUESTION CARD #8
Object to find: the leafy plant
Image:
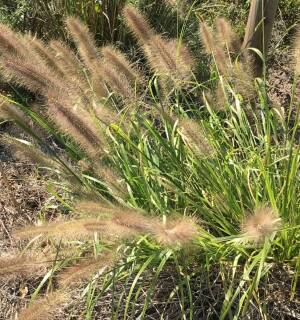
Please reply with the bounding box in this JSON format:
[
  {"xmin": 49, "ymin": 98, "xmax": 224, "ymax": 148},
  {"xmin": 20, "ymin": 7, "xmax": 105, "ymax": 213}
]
[{"xmin": 0, "ymin": 4, "xmax": 299, "ymax": 319}]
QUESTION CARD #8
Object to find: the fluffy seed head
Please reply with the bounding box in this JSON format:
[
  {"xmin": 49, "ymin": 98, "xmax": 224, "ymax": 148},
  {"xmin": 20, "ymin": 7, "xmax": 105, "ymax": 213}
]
[
  {"xmin": 50, "ymin": 40, "xmax": 91, "ymax": 93},
  {"xmin": 242, "ymin": 207, "xmax": 281, "ymax": 242},
  {"xmin": 47, "ymin": 97, "xmax": 103, "ymax": 157},
  {"xmin": 13, "ymin": 215, "xmax": 145, "ymax": 242},
  {"xmin": 1, "ymin": 135, "xmax": 55, "ymax": 168},
  {"xmin": 65, "ymin": 17, "xmax": 99, "ymax": 70},
  {"xmin": 163, "ymin": 0, "xmax": 187, "ymax": 19},
  {"xmin": 18, "ymin": 290, "xmax": 70, "ymax": 320},
  {"xmin": 200, "ymin": 22, "xmax": 229, "ymax": 75},
  {"xmin": 75, "ymin": 200, "xmax": 115, "ymax": 216},
  {"xmin": 232, "ymin": 58, "xmax": 255, "ymax": 100},
  {"xmin": 0, "ymin": 56, "xmax": 64, "ymax": 95},
  {"xmin": 0, "ymin": 23, "xmax": 28, "ymax": 57},
  {"xmin": 0, "ymin": 252, "xmax": 48, "ymax": 277},
  {"xmin": 25, "ymin": 35, "xmax": 65, "ymax": 77},
  {"xmin": 154, "ymin": 217, "xmax": 198, "ymax": 246},
  {"xmin": 123, "ymin": 5, "xmax": 154, "ymax": 43},
  {"xmin": 101, "ymin": 64, "xmax": 134, "ymax": 99},
  {"xmin": 293, "ymin": 28, "xmax": 300, "ymax": 75},
  {"xmin": 216, "ymin": 18, "xmax": 241, "ymax": 53},
  {"xmin": 59, "ymin": 254, "xmax": 113, "ymax": 288},
  {"xmin": 178, "ymin": 117, "xmax": 215, "ymax": 157},
  {"xmin": 0, "ymin": 100, "xmax": 26, "ymax": 122},
  {"xmin": 101, "ymin": 45, "xmax": 144, "ymax": 84},
  {"xmin": 200, "ymin": 22, "xmax": 215, "ymax": 55}
]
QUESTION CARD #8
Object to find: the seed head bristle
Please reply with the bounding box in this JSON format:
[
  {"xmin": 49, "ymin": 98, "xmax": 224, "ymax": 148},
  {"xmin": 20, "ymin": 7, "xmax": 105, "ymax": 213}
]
[
  {"xmin": 178, "ymin": 117, "xmax": 215, "ymax": 157},
  {"xmin": 153, "ymin": 216, "xmax": 198, "ymax": 246},
  {"xmin": 1, "ymin": 134, "xmax": 55, "ymax": 168},
  {"xmin": 92, "ymin": 102, "xmax": 118, "ymax": 126},
  {"xmin": 0, "ymin": 100, "xmax": 27, "ymax": 122},
  {"xmin": 0, "ymin": 252, "xmax": 47, "ymax": 277},
  {"xmin": 123, "ymin": 5, "xmax": 154, "ymax": 43},
  {"xmin": 101, "ymin": 64, "xmax": 134, "ymax": 99},
  {"xmin": 47, "ymin": 97, "xmax": 103, "ymax": 157},
  {"xmin": 65, "ymin": 17, "xmax": 99, "ymax": 71},
  {"xmin": 163, "ymin": 0, "xmax": 187, "ymax": 19},
  {"xmin": 200, "ymin": 22, "xmax": 215, "ymax": 55},
  {"xmin": 167, "ymin": 39, "xmax": 195, "ymax": 83},
  {"xmin": 49, "ymin": 40, "xmax": 91, "ymax": 94},
  {"xmin": 59, "ymin": 254, "xmax": 113, "ymax": 287},
  {"xmin": 232, "ymin": 59, "xmax": 255, "ymax": 100},
  {"xmin": 293, "ymin": 28, "xmax": 300, "ymax": 75},
  {"xmin": 200, "ymin": 22, "xmax": 229, "ymax": 75},
  {"xmin": 214, "ymin": 81, "xmax": 228, "ymax": 109},
  {"xmin": 123, "ymin": 5, "xmax": 193, "ymax": 88},
  {"xmin": 101, "ymin": 45, "xmax": 145, "ymax": 85},
  {"xmin": 18, "ymin": 290, "xmax": 70, "ymax": 320},
  {"xmin": 75, "ymin": 200, "xmax": 153, "ymax": 234},
  {"xmin": 142, "ymin": 35, "xmax": 192, "ymax": 88},
  {"xmin": 13, "ymin": 218, "xmax": 106, "ymax": 240},
  {"xmin": 0, "ymin": 23, "xmax": 28, "ymax": 57},
  {"xmin": 0, "ymin": 56, "xmax": 64, "ymax": 95},
  {"xmin": 216, "ymin": 18, "xmax": 241, "ymax": 53},
  {"xmin": 25, "ymin": 35, "xmax": 65, "ymax": 77},
  {"xmin": 75, "ymin": 200, "xmax": 115, "ymax": 216},
  {"xmin": 112, "ymin": 210, "xmax": 156, "ymax": 233},
  {"xmin": 91, "ymin": 74, "xmax": 108, "ymax": 99},
  {"xmin": 95, "ymin": 166, "xmax": 127, "ymax": 197},
  {"xmin": 214, "ymin": 45, "xmax": 229, "ymax": 75},
  {"xmin": 13, "ymin": 216, "xmax": 142, "ymax": 241},
  {"xmin": 242, "ymin": 207, "xmax": 281, "ymax": 242}
]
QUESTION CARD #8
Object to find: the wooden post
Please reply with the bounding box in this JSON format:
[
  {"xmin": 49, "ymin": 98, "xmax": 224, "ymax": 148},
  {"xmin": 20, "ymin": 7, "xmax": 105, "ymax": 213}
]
[{"xmin": 242, "ymin": 0, "xmax": 279, "ymax": 76}]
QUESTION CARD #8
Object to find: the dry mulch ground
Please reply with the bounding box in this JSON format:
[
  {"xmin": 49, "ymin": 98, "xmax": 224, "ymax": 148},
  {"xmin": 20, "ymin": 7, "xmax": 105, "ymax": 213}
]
[{"xmin": 0, "ymin": 139, "xmax": 58, "ymax": 320}]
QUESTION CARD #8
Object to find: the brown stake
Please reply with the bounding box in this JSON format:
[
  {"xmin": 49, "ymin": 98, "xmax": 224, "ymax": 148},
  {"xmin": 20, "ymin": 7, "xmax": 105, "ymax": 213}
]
[{"xmin": 242, "ymin": 0, "xmax": 279, "ymax": 76}]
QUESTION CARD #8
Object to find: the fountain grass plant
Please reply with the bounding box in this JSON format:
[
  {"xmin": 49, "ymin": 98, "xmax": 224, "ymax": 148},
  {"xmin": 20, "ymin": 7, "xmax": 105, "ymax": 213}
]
[{"xmin": 0, "ymin": 4, "xmax": 299, "ymax": 319}]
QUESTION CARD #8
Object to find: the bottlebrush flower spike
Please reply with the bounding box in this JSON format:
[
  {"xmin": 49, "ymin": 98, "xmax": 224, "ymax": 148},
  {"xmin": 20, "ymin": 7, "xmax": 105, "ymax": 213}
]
[
  {"xmin": 18, "ymin": 290, "xmax": 70, "ymax": 320},
  {"xmin": 242, "ymin": 207, "xmax": 281, "ymax": 242},
  {"xmin": 153, "ymin": 217, "xmax": 198, "ymax": 246}
]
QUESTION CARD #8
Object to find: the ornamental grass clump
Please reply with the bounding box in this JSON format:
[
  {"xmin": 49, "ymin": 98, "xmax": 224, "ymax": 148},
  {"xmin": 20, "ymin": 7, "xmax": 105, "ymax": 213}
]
[{"xmin": 0, "ymin": 5, "xmax": 299, "ymax": 319}]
